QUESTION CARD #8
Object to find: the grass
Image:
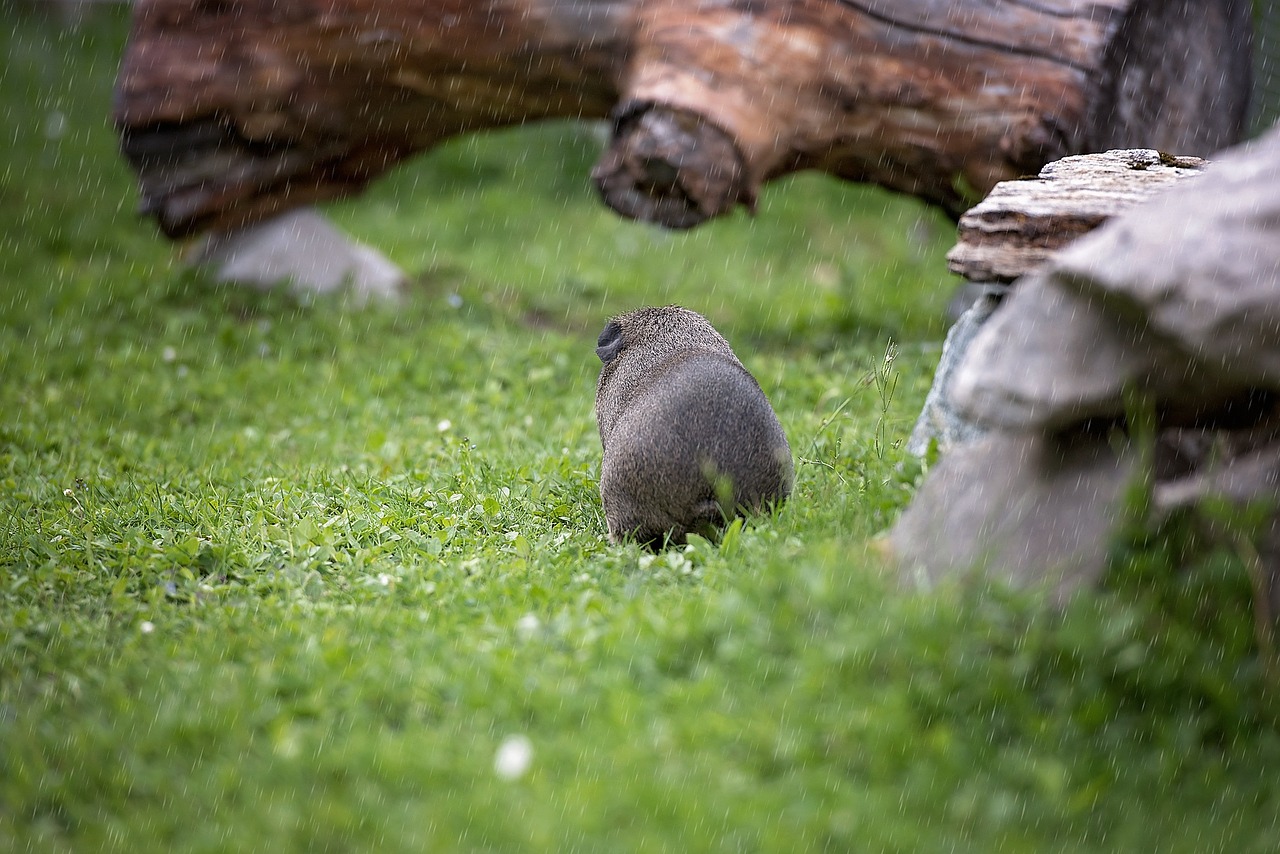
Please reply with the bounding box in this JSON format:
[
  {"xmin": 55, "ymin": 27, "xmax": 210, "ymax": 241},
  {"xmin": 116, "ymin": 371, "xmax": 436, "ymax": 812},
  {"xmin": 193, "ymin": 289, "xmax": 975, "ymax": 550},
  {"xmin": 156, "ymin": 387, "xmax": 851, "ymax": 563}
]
[{"xmin": 2, "ymin": 9, "xmax": 1278, "ymax": 852}]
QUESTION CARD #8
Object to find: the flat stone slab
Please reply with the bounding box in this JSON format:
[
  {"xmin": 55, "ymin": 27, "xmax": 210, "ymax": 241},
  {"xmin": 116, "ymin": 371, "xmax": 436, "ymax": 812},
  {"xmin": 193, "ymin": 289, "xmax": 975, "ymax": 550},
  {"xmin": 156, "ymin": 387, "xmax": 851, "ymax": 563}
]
[
  {"xmin": 946, "ymin": 149, "xmax": 1206, "ymax": 284},
  {"xmin": 189, "ymin": 208, "xmax": 405, "ymax": 301}
]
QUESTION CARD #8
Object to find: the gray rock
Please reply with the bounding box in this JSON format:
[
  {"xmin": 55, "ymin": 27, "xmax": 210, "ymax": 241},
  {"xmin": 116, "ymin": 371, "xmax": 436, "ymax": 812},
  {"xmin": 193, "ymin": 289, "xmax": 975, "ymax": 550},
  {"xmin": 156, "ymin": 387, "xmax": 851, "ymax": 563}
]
[
  {"xmin": 896, "ymin": 127, "xmax": 1280, "ymax": 601},
  {"xmin": 1156, "ymin": 441, "xmax": 1280, "ymax": 514},
  {"xmin": 1155, "ymin": 437, "xmax": 1280, "ymax": 619},
  {"xmin": 908, "ymin": 282, "xmax": 1006, "ymax": 455},
  {"xmin": 1051, "ymin": 127, "xmax": 1280, "ymax": 389},
  {"xmin": 949, "ymin": 272, "xmax": 1217, "ymax": 432},
  {"xmin": 947, "ymin": 126, "xmax": 1280, "ymax": 434},
  {"xmin": 190, "ymin": 208, "xmax": 405, "ymax": 301},
  {"xmin": 892, "ymin": 430, "xmax": 1140, "ymax": 602}
]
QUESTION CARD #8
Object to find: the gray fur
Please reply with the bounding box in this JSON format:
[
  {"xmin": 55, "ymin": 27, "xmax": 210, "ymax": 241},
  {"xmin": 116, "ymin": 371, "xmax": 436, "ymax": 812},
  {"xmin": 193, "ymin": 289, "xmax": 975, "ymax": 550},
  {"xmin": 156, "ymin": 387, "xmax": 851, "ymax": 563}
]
[{"xmin": 595, "ymin": 306, "xmax": 793, "ymax": 546}]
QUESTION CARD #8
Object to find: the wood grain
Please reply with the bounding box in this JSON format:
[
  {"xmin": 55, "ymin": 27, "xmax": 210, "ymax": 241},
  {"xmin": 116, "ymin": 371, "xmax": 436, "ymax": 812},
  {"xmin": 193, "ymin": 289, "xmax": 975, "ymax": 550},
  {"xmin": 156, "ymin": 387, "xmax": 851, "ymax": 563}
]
[
  {"xmin": 946, "ymin": 149, "xmax": 1207, "ymax": 283},
  {"xmin": 113, "ymin": 0, "xmax": 1251, "ymax": 238}
]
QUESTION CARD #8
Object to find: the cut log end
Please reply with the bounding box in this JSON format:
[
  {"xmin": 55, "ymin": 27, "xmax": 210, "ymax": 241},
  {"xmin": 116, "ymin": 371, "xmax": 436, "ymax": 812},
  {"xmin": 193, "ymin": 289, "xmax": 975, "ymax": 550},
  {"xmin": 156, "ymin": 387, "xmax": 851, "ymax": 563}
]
[
  {"xmin": 114, "ymin": 0, "xmax": 1252, "ymax": 239},
  {"xmin": 591, "ymin": 104, "xmax": 753, "ymax": 230},
  {"xmin": 120, "ymin": 118, "xmax": 400, "ymax": 239}
]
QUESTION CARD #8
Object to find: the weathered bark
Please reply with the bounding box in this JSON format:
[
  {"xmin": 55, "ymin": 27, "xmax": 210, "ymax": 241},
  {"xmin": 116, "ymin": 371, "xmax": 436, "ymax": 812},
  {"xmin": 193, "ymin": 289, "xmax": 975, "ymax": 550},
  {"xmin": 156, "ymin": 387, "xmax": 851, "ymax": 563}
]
[
  {"xmin": 946, "ymin": 149, "xmax": 1208, "ymax": 284},
  {"xmin": 114, "ymin": 0, "xmax": 1253, "ymax": 239}
]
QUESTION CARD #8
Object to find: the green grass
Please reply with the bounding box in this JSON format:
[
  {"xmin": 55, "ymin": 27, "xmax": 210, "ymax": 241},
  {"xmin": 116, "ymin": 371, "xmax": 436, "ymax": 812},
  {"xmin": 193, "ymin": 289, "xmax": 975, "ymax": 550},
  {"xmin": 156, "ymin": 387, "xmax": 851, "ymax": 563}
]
[{"xmin": 2, "ymin": 11, "xmax": 1278, "ymax": 852}]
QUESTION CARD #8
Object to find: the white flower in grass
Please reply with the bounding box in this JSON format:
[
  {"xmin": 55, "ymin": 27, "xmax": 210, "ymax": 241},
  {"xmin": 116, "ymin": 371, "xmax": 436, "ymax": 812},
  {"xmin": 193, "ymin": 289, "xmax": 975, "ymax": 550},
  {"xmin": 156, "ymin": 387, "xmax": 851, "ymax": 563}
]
[
  {"xmin": 437, "ymin": 419, "xmax": 452, "ymax": 432},
  {"xmin": 494, "ymin": 735, "xmax": 533, "ymax": 780},
  {"xmin": 139, "ymin": 621, "xmax": 155, "ymax": 634},
  {"xmin": 162, "ymin": 346, "xmax": 177, "ymax": 363},
  {"xmin": 667, "ymin": 552, "xmax": 694, "ymax": 576},
  {"xmin": 376, "ymin": 573, "xmax": 394, "ymax": 587},
  {"xmin": 516, "ymin": 613, "xmax": 540, "ymax": 639}
]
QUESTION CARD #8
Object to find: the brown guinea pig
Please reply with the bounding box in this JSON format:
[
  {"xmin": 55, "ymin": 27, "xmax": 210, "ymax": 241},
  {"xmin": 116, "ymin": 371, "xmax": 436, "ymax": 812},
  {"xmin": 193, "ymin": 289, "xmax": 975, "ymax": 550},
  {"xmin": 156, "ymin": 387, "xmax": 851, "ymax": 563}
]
[{"xmin": 595, "ymin": 306, "xmax": 793, "ymax": 547}]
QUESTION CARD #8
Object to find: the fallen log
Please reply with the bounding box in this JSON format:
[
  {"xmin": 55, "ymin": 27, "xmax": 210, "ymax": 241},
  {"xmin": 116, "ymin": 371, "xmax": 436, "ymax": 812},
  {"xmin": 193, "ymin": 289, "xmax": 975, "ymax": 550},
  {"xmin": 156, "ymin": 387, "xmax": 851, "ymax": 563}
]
[{"xmin": 114, "ymin": 0, "xmax": 1253, "ymax": 239}]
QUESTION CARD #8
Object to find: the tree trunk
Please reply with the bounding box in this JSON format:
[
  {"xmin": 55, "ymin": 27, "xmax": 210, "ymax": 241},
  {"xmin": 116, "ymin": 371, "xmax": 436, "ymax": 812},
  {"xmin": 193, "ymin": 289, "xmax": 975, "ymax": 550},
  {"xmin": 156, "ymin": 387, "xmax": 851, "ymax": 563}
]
[{"xmin": 114, "ymin": 0, "xmax": 1253, "ymax": 239}]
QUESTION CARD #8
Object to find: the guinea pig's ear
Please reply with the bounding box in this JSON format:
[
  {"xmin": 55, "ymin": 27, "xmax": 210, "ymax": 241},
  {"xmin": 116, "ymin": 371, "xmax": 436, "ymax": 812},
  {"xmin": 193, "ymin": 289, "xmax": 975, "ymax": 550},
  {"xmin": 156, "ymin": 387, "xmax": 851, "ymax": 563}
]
[{"xmin": 596, "ymin": 320, "xmax": 625, "ymax": 363}]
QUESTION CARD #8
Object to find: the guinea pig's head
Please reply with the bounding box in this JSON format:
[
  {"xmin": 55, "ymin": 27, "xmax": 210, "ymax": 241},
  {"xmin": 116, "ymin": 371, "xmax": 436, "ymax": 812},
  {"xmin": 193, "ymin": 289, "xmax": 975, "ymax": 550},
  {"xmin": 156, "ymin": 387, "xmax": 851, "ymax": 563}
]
[
  {"xmin": 595, "ymin": 306, "xmax": 734, "ymax": 371},
  {"xmin": 594, "ymin": 306, "xmax": 739, "ymax": 444}
]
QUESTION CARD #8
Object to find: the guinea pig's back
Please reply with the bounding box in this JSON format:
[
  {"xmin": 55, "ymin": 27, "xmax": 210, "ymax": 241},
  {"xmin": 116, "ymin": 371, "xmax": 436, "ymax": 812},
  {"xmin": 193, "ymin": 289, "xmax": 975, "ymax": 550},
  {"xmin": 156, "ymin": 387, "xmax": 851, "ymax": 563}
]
[{"xmin": 603, "ymin": 350, "xmax": 792, "ymax": 520}]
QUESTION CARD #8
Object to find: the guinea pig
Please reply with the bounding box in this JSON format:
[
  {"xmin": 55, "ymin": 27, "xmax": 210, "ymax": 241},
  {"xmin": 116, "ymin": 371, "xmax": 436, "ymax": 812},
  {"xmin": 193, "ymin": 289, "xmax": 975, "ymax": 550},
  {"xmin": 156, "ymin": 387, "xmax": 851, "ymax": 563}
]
[{"xmin": 594, "ymin": 306, "xmax": 793, "ymax": 546}]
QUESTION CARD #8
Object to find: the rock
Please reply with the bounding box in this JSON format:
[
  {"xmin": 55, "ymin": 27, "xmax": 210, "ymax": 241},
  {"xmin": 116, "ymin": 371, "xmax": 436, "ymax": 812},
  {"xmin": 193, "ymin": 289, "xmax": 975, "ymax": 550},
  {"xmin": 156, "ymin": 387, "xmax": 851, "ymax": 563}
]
[
  {"xmin": 891, "ymin": 429, "xmax": 1140, "ymax": 602},
  {"xmin": 951, "ymin": 126, "xmax": 1280, "ymax": 432},
  {"xmin": 949, "ymin": 272, "xmax": 1218, "ymax": 432},
  {"xmin": 896, "ymin": 126, "xmax": 1280, "ymax": 602},
  {"xmin": 189, "ymin": 208, "xmax": 405, "ymax": 301},
  {"xmin": 913, "ymin": 147, "xmax": 1213, "ymax": 450},
  {"xmin": 1145, "ymin": 398, "xmax": 1280, "ymax": 520},
  {"xmin": 1051, "ymin": 129, "xmax": 1280, "ymax": 389},
  {"xmin": 1155, "ymin": 434, "xmax": 1280, "ymax": 514},
  {"xmin": 907, "ymin": 283, "xmax": 1006, "ymax": 455},
  {"xmin": 946, "ymin": 149, "xmax": 1207, "ymax": 284},
  {"xmin": 1155, "ymin": 435, "xmax": 1280, "ymax": 620}
]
